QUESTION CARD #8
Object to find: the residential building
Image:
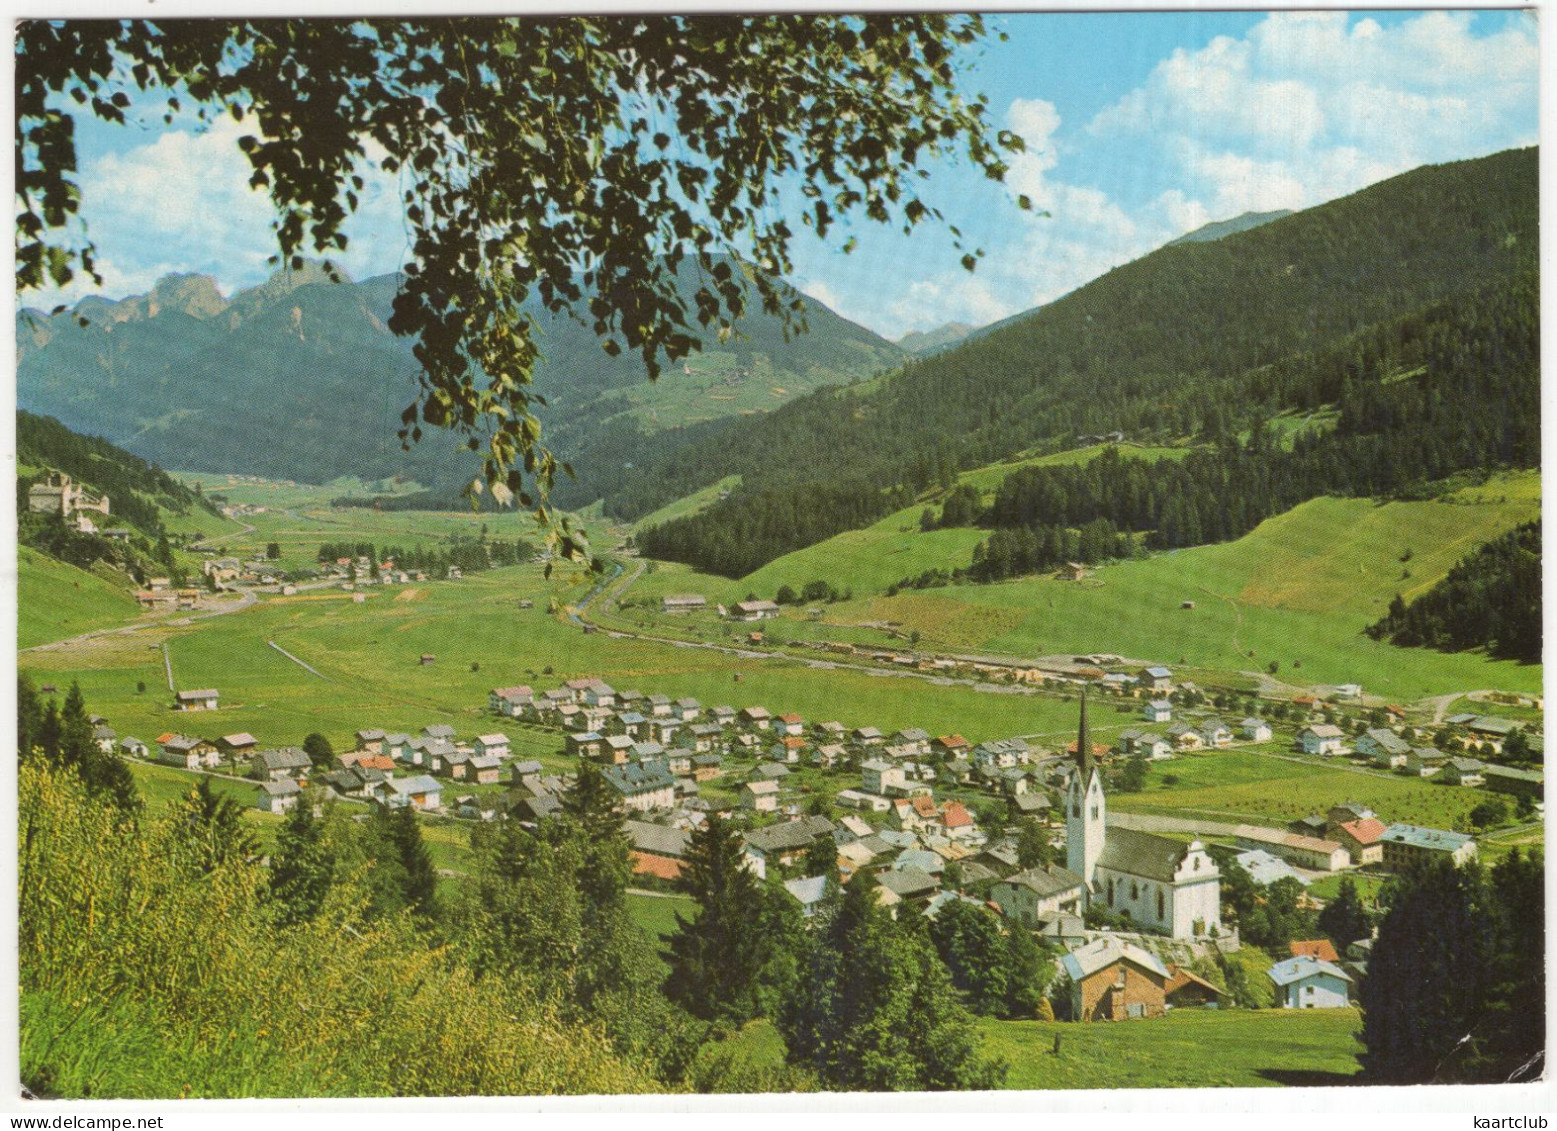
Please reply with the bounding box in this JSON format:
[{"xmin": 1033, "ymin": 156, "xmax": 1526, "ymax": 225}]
[
  {"xmin": 603, "ymin": 762, "xmax": 677, "ymax": 812},
  {"xmin": 1269, "ymin": 955, "xmax": 1352, "ymax": 1009},
  {"xmin": 1299, "ymin": 724, "xmax": 1346, "ymax": 756},
  {"xmin": 1380, "ymin": 823, "xmax": 1478, "ymax": 871},
  {"xmin": 989, "ymin": 864, "xmax": 1085, "ymax": 924},
  {"xmin": 1062, "ymin": 937, "xmax": 1170, "ymax": 1021},
  {"xmin": 174, "ymin": 688, "xmax": 220, "ymax": 712}
]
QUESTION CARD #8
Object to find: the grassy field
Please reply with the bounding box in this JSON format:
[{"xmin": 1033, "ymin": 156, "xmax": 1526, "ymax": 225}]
[
  {"xmin": 1113, "ymin": 748, "xmax": 1493, "ymax": 832},
  {"xmin": 712, "ymin": 1009, "xmax": 1362, "ymax": 1090},
  {"xmin": 630, "ymin": 475, "xmax": 742, "ymax": 534},
  {"xmin": 18, "ymin": 546, "xmax": 145, "ymax": 649},
  {"xmin": 955, "ymin": 443, "xmax": 1200, "ymax": 493}
]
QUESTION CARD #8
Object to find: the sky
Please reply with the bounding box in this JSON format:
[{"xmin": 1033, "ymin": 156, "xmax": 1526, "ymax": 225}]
[{"xmin": 25, "ymin": 8, "xmax": 1541, "ymax": 342}]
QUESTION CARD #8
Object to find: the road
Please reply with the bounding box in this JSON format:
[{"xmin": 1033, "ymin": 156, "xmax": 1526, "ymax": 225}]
[{"xmin": 20, "ymin": 587, "xmax": 258, "ymax": 655}]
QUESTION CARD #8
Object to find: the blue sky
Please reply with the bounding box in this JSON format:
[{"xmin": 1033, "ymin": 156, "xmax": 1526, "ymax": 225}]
[{"xmin": 33, "ymin": 9, "xmax": 1540, "ymax": 341}]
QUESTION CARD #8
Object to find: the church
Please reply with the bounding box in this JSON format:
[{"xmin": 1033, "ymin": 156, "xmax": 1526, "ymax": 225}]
[{"xmin": 1066, "ymin": 693, "xmax": 1223, "ymax": 940}]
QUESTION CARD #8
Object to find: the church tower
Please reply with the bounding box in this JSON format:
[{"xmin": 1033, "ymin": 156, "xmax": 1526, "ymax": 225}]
[{"xmin": 1066, "ymin": 690, "xmax": 1106, "ymax": 888}]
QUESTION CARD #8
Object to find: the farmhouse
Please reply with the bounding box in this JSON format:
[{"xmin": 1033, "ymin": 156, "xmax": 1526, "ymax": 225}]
[
  {"xmin": 255, "ymin": 778, "xmax": 303, "ymax": 815},
  {"xmin": 730, "ymin": 600, "xmax": 780, "ymax": 621},
  {"xmin": 473, "ymin": 733, "xmax": 510, "ymax": 759},
  {"xmin": 488, "ymin": 686, "xmax": 533, "ymax": 715},
  {"xmin": 1164, "ymin": 966, "xmax": 1223, "ymax": 1009},
  {"xmin": 252, "ymin": 747, "xmax": 312, "ymax": 781},
  {"xmin": 1298, "ymin": 724, "xmax": 1346, "ymax": 756},
  {"xmin": 741, "ymin": 779, "xmax": 780, "ymax": 812},
  {"xmin": 1142, "ymin": 700, "xmax": 1173, "ymax": 724},
  {"xmin": 160, "ymin": 734, "xmax": 218, "ymax": 770},
  {"xmin": 1357, "ymin": 728, "xmax": 1410, "ymax": 768},
  {"xmin": 1269, "ymin": 955, "xmax": 1352, "ymax": 1009},
  {"xmin": 386, "ymin": 774, "xmax": 443, "ymax": 812},
  {"xmin": 1139, "ymin": 666, "xmax": 1174, "ymax": 691},
  {"xmin": 175, "ymin": 688, "xmax": 220, "ymax": 712},
  {"xmin": 1440, "ymin": 758, "xmax": 1487, "ymax": 786},
  {"xmin": 1241, "ymin": 718, "xmax": 1272, "ymax": 742},
  {"xmin": 661, "ymin": 594, "xmax": 707, "ymax": 614},
  {"xmin": 1062, "ymin": 937, "xmax": 1170, "ymax": 1022},
  {"xmin": 1233, "ymin": 827, "xmax": 1349, "ymax": 872}
]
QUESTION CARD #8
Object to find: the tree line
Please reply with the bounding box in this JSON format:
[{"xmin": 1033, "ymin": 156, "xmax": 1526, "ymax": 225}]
[
  {"xmin": 1367, "ymin": 521, "xmax": 1540, "ymax": 664},
  {"xmin": 314, "ymin": 536, "xmax": 537, "ymax": 576}
]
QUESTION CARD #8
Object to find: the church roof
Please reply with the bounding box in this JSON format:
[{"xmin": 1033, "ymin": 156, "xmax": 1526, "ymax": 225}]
[{"xmin": 1098, "ymin": 827, "xmax": 1206, "ymax": 884}]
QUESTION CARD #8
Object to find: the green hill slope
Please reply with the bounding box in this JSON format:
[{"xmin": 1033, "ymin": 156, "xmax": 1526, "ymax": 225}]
[{"xmin": 18, "ymin": 546, "xmax": 144, "ymax": 649}]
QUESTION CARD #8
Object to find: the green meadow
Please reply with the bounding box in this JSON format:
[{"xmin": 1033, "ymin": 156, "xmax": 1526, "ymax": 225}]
[
  {"xmin": 18, "ymin": 547, "xmax": 145, "ymax": 649},
  {"xmin": 711, "ymin": 1009, "xmax": 1362, "ymax": 1090}
]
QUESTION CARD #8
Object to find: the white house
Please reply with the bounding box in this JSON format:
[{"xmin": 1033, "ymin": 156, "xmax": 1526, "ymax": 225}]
[
  {"xmin": 1241, "ymin": 718, "xmax": 1272, "ymax": 742},
  {"xmin": 1357, "ymin": 728, "xmax": 1410, "ymax": 768},
  {"xmin": 1142, "ymin": 700, "xmax": 1173, "ymax": 723},
  {"xmin": 1268, "ymin": 955, "xmax": 1352, "ymax": 1009},
  {"xmin": 473, "ymin": 733, "xmax": 510, "ymax": 760},
  {"xmin": 255, "ymin": 778, "xmax": 302, "ymax": 814},
  {"xmin": 387, "ymin": 774, "xmax": 443, "ymax": 812},
  {"xmin": 1299, "ymin": 724, "xmax": 1346, "ymax": 756}
]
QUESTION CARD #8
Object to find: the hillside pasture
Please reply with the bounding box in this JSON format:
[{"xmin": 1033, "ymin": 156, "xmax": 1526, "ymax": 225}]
[{"xmin": 18, "ymin": 546, "xmax": 144, "ymax": 649}]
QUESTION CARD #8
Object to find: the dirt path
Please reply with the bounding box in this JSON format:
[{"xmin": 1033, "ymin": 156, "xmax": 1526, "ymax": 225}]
[{"xmin": 21, "ymin": 588, "xmax": 258, "ymax": 656}]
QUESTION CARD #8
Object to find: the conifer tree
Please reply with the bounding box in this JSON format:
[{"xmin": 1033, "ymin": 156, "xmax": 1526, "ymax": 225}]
[{"xmin": 270, "ymin": 799, "xmax": 335, "ymax": 927}]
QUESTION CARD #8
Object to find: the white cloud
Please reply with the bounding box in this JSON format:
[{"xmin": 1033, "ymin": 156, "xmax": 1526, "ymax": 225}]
[{"xmin": 1088, "ymin": 10, "xmax": 1538, "ymax": 223}]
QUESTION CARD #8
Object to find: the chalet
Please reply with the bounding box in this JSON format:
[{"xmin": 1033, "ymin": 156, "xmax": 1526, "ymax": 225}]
[
  {"xmin": 424, "ymin": 724, "xmax": 457, "ymax": 742},
  {"xmin": 1198, "ymin": 718, "xmax": 1233, "ymax": 747},
  {"xmin": 1241, "ymin": 718, "xmax": 1272, "ymax": 743},
  {"xmin": 1482, "ymin": 764, "xmax": 1543, "ymax": 798},
  {"xmin": 661, "ymin": 594, "xmax": 708, "ymax": 614},
  {"xmin": 835, "ymin": 789, "xmax": 892, "ymax": 812},
  {"xmin": 488, "ymin": 686, "xmax": 533, "ymax": 716},
  {"xmin": 1327, "ymin": 802, "xmax": 1375, "ymax": 825},
  {"xmin": 1269, "ymin": 956, "xmax": 1352, "ymax": 1009},
  {"xmin": 664, "ymin": 748, "xmax": 695, "ymax": 775},
  {"xmin": 567, "ymin": 732, "xmax": 607, "ymax": 760},
  {"xmin": 1440, "ymin": 757, "xmax": 1487, "ymax": 786},
  {"xmin": 730, "ymin": 600, "xmax": 780, "ymax": 621},
  {"xmin": 1290, "ymin": 939, "xmax": 1341, "ymax": 963},
  {"xmin": 1164, "ymin": 966, "xmax": 1223, "ymax": 1009},
  {"xmin": 709, "ymin": 705, "xmax": 738, "ymax": 727},
  {"xmin": 1012, "ymin": 792, "xmax": 1050, "ymax": 819},
  {"xmin": 603, "ymin": 761, "xmax": 677, "ymax": 812},
  {"xmin": 175, "ymin": 688, "xmax": 220, "ymax": 712},
  {"xmin": 692, "ymin": 754, "xmax": 723, "ymax": 781},
  {"xmin": 1380, "ymin": 823, "xmax": 1477, "ymax": 870},
  {"xmin": 218, "ymin": 733, "xmax": 259, "ymax": 759},
  {"xmin": 119, "ymin": 736, "xmax": 148, "ymax": 758},
  {"xmin": 989, "ymin": 864, "xmax": 1085, "ymax": 924},
  {"xmin": 255, "ymin": 778, "xmax": 303, "ymax": 815},
  {"xmin": 1402, "ymin": 747, "xmax": 1447, "ymax": 777},
  {"xmin": 1298, "ymin": 724, "xmax": 1346, "ymax": 756},
  {"xmin": 1142, "ymin": 700, "xmax": 1173, "ymax": 724},
  {"xmin": 852, "ymin": 726, "xmax": 885, "ymax": 746},
  {"xmin": 1058, "ymin": 562, "xmax": 1090, "ymax": 582},
  {"xmin": 1118, "ymin": 730, "xmax": 1173, "ymax": 760},
  {"xmin": 742, "ymin": 815, "xmax": 836, "ymax": 879},
  {"xmin": 998, "ymin": 766, "xmax": 1034, "ymax": 796},
  {"xmin": 891, "ymin": 728, "xmax": 932, "ymax": 757},
  {"xmin": 812, "ymin": 720, "xmax": 847, "ymax": 741},
  {"xmin": 582, "ymin": 683, "xmax": 617, "ymax": 709},
  {"xmin": 1330, "ymin": 817, "xmax": 1387, "ymax": 866},
  {"xmin": 739, "ymin": 706, "xmax": 772, "ymax": 730},
  {"xmin": 160, "ymin": 734, "xmax": 218, "ymax": 770},
  {"xmin": 251, "ymin": 746, "xmax": 310, "ymax": 781},
  {"xmin": 673, "ymin": 697, "xmax": 701, "ymax": 723},
  {"xmin": 456, "ymin": 795, "xmax": 502, "ymax": 821},
  {"xmin": 1062, "ymin": 937, "xmax": 1170, "ymax": 1022},
  {"xmin": 875, "ymin": 867, "xmax": 940, "ymax": 904},
  {"xmin": 1100, "ymin": 673, "xmax": 1136, "ymax": 693},
  {"xmin": 1357, "ymin": 728, "xmax": 1411, "ymax": 768},
  {"xmin": 1165, "ymin": 723, "xmax": 1204, "ymax": 751},
  {"xmin": 473, "ymin": 733, "xmax": 510, "ymax": 760},
  {"xmin": 771, "ymin": 735, "xmax": 807, "ymax": 763},
  {"xmin": 684, "ymin": 723, "xmax": 723, "ymax": 753},
  {"xmin": 783, "ymin": 875, "xmax": 830, "ymax": 918},
  {"xmin": 382, "ymin": 733, "xmax": 414, "ymax": 762},
  {"xmin": 427, "ymin": 742, "xmax": 463, "ymax": 776},
  {"xmin": 644, "ymin": 693, "xmax": 673, "ymax": 718},
  {"xmin": 645, "ymin": 717, "xmax": 681, "ymax": 746},
  {"xmin": 737, "ymin": 780, "xmax": 781, "ymax": 816},
  {"xmin": 607, "ymin": 710, "xmax": 646, "ymax": 739},
  {"xmin": 812, "ymin": 743, "xmax": 846, "ymax": 769},
  {"xmin": 469, "ymin": 754, "xmax": 503, "ymax": 784},
  {"xmin": 1139, "ymin": 666, "xmax": 1174, "ymax": 692},
  {"xmin": 353, "ymin": 729, "xmax": 386, "ymax": 754},
  {"xmin": 91, "ymin": 724, "xmax": 116, "ymax": 754},
  {"xmin": 774, "ymin": 713, "xmax": 805, "ymax": 737},
  {"xmin": 972, "ymin": 737, "xmax": 1029, "ymax": 769},
  {"xmin": 386, "ymin": 774, "xmax": 442, "ymax": 812},
  {"xmin": 933, "ymin": 734, "xmax": 971, "ymax": 758}
]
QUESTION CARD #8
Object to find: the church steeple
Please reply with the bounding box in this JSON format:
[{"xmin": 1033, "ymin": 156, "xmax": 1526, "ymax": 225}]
[{"xmin": 1076, "ymin": 688, "xmax": 1094, "ymax": 776}]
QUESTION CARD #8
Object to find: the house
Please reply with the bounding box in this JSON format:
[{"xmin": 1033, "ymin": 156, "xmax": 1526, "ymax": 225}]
[
  {"xmin": 1403, "ymin": 747, "xmax": 1447, "ymax": 777},
  {"xmin": 672, "ymin": 697, "xmax": 701, "ymax": 723},
  {"xmin": 1165, "ymin": 723, "xmax": 1204, "ymax": 751},
  {"xmin": 852, "ymin": 726, "xmax": 885, "ymax": 747},
  {"xmin": 1062, "ymin": 937, "xmax": 1170, "ymax": 1021},
  {"xmin": 255, "ymin": 778, "xmax": 303, "ymax": 815},
  {"xmin": 861, "ymin": 759, "xmax": 906, "ymax": 796},
  {"xmin": 741, "ymin": 779, "xmax": 780, "ymax": 813},
  {"xmin": 251, "ymin": 747, "xmax": 312, "ymax": 781},
  {"xmin": 160, "ymin": 734, "xmax": 218, "ymax": 770},
  {"xmin": 1440, "ymin": 757, "xmax": 1487, "ymax": 786},
  {"xmin": 774, "ymin": 713, "xmax": 805, "ymax": 737},
  {"xmin": 1380, "ymin": 823, "xmax": 1478, "ymax": 870},
  {"xmin": 933, "ymin": 734, "xmax": 971, "ymax": 758},
  {"xmin": 891, "ymin": 728, "xmax": 932, "ymax": 757},
  {"xmin": 1268, "ymin": 955, "xmax": 1352, "ymax": 1009},
  {"xmin": 1327, "ymin": 802, "xmax": 1375, "ymax": 825},
  {"xmin": 1357, "ymin": 728, "xmax": 1411, "ymax": 767},
  {"xmin": 1289, "ymin": 939, "xmax": 1341, "ymax": 963},
  {"xmin": 1164, "ymin": 965, "xmax": 1223, "ymax": 1009},
  {"xmin": 386, "ymin": 774, "xmax": 443, "ymax": 812},
  {"xmin": 709, "ymin": 705, "xmax": 738, "ymax": 727},
  {"xmin": 1232, "ymin": 827, "xmax": 1350, "ymax": 872},
  {"xmin": 119, "ymin": 736, "xmax": 148, "ymax": 758},
  {"xmin": 1233, "ymin": 849, "xmax": 1309, "ymax": 887},
  {"xmin": 692, "ymin": 754, "xmax": 723, "ymax": 781},
  {"xmin": 875, "ymin": 866, "xmax": 940, "ymax": 903},
  {"xmin": 972, "ymin": 737, "xmax": 1029, "ymax": 769},
  {"xmin": 1465, "ymin": 715, "xmax": 1521, "ymax": 752},
  {"xmin": 1329, "ymin": 818, "xmax": 1387, "ymax": 866},
  {"xmin": 174, "ymin": 688, "xmax": 220, "ymax": 712},
  {"xmin": 488, "ymin": 686, "xmax": 533, "ymax": 716},
  {"xmin": 1299, "ymin": 724, "xmax": 1346, "ymax": 756},
  {"xmin": 423, "ymin": 724, "xmax": 456, "ymax": 742},
  {"xmin": 730, "ymin": 600, "xmax": 780, "ymax": 621},
  {"xmin": 469, "ymin": 754, "xmax": 503, "ymax": 784},
  {"xmin": 456, "ymin": 795, "xmax": 502, "ymax": 821},
  {"xmin": 739, "ymin": 706, "xmax": 772, "ymax": 730},
  {"xmin": 812, "ymin": 743, "xmax": 847, "ymax": 769},
  {"xmin": 1139, "ymin": 666, "xmax": 1174, "ymax": 692},
  {"xmin": 626, "ymin": 820, "xmax": 691, "ymax": 880},
  {"xmin": 473, "ymin": 733, "xmax": 510, "ymax": 760},
  {"xmin": 989, "ymin": 864, "xmax": 1085, "ymax": 924},
  {"xmin": 1241, "ymin": 718, "xmax": 1272, "ymax": 742},
  {"xmin": 645, "ymin": 693, "xmax": 673, "ymax": 718},
  {"xmin": 835, "ymin": 789, "xmax": 892, "ymax": 813},
  {"xmin": 1198, "ymin": 719, "xmax": 1233, "ymax": 747},
  {"xmin": 1142, "ymin": 700, "xmax": 1173, "ymax": 724},
  {"xmin": 603, "ymin": 761, "xmax": 677, "ymax": 812},
  {"xmin": 771, "ymin": 735, "xmax": 807, "ymax": 763},
  {"xmin": 566, "ymin": 732, "xmax": 605, "ymax": 760},
  {"xmin": 352, "ymin": 728, "xmax": 386, "ymax": 754},
  {"xmin": 783, "ymin": 875, "xmax": 831, "ymax": 917},
  {"xmin": 91, "ymin": 724, "xmax": 117, "ymax": 754},
  {"xmin": 1482, "ymin": 765, "xmax": 1543, "ymax": 799},
  {"xmin": 1117, "ymin": 730, "xmax": 1172, "ymax": 760},
  {"xmin": 742, "ymin": 815, "xmax": 836, "ymax": 878},
  {"xmin": 1288, "ymin": 814, "xmax": 1330, "ymax": 838},
  {"xmin": 582, "ymin": 683, "xmax": 618, "ymax": 709},
  {"xmin": 661, "ymin": 594, "xmax": 708, "ymax": 614}
]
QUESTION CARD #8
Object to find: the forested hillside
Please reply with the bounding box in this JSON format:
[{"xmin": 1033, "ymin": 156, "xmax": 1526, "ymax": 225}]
[
  {"xmin": 1367, "ymin": 521, "xmax": 1541, "ymax": 663},
  {"xmin": 18, "ymin": 258, "xmax": 900, "ymax": 488},
  {"xmin": 633, "ymin": 148, "xmax": 1538, "ymax": 577}
]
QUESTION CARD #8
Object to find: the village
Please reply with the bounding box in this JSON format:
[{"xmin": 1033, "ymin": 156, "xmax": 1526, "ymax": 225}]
[{"xmin": 92, "ymin": 655, "xmax": 1542, "ymax": 1025}]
